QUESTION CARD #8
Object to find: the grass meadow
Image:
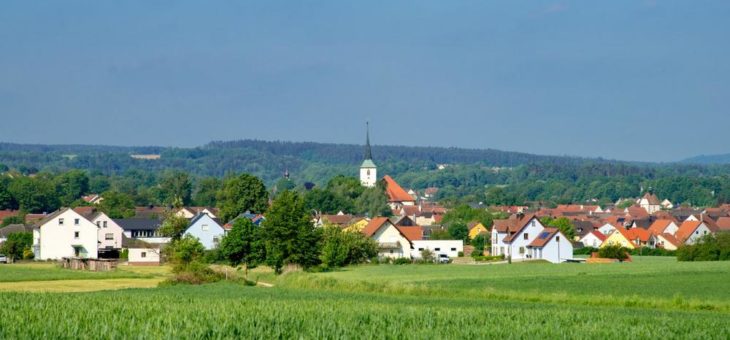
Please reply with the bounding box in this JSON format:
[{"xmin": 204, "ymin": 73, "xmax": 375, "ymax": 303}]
[{"xmin": 0, "ymin": 257, "xmax": 728, "ymax": 338}]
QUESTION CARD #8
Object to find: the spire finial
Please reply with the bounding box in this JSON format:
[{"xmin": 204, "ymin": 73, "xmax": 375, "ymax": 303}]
[{"xmin": 364, "ymin": 121, "xmax": 372, "ymax": 160}]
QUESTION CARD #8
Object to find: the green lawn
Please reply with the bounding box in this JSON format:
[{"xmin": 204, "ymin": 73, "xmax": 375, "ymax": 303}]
[
  {"xmin": 0, "ymin": 263, "xmax": 159, "ymax": 282},
  {"xmin": 0, "ymin": 258, "xmax": 728, "ymax": 338}
]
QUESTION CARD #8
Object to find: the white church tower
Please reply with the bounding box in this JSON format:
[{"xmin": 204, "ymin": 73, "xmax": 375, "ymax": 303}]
[{"xmin": 360, "ymin": 122, "xmax": 377, "ymax": 187}]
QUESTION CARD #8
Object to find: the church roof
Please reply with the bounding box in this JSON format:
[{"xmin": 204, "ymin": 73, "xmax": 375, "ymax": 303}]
[
  {"xmin": 383, "ymin": 175, "xmax": 415, "ymax": 203},
  {"xmin": 361, "ymin": 159, "xmax": 377, "ymax": 168}
]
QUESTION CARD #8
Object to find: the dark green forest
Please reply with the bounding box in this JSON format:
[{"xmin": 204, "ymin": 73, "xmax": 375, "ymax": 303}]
[{"xmin": 1, "ymin": 140, "xmax": 730, "ymax": 211}]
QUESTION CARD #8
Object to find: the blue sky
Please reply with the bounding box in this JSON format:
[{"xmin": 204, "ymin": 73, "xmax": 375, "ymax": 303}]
[{"xmin": 1, "ymin": 1, "xmax": 728, "ymax": 162}]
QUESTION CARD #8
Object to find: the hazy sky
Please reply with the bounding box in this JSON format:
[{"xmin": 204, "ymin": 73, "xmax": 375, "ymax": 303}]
[{"xmin": 1, "ymin": 1, "xmax": 728, "ymax": 162}]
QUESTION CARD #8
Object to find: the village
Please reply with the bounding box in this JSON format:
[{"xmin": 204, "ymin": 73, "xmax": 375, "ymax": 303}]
[{"xmin": 1, "ymin": 129, "xmax": 727, "ymax": 267}]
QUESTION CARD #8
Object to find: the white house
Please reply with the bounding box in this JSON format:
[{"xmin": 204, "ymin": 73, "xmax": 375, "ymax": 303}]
[
  {"xmin": 115, "ymin": 219, "xmax": 169, "ymax": 244},
  {"xmin": 637, "ymin": 192, "xmax": 662, "ymax": 214},
  {"xmin": 491, "ymin": 214, "xmax": 544, "ymax": 261},
  {"xmin": 597, "ymin": 223, "xmax": 618, "ymax": 236},
  {"xmin": 362, "ymin": 217, "xmax": 413, "ymax": 259},
  {"xmin": 176, "ymin": 207, "xmax": 218, "ymax": 219},
  {"xmin": 123, "ymin": 237, "xmax": 162, "ymax": 266},
  {"xmin": 183, "ymin": 213, "xmax": 225, "ymax": 250},
  {"xmin": 411, "ymin": 240, "xmax": 463, "ymax": 259},
  {"xmin": 526, "ymin": 228, "xmax": 573, "ymax": 263},
  {"xmin": 33, "ymin": 208, "xmax": 99, "ymax": 260},
  {"xmin": 90, "ymin": 212, "xmax": 124, "ymax": 255},
  {"xmin": 580, "ymin": 231, "xmax": 606, "ymax": 248},
  {"xmin": 676, "ymin": 220, "xmax": 714, "ymax": 245}
]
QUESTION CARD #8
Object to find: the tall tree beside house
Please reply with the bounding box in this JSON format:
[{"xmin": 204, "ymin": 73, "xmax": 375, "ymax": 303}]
[
  {"xmin": 8, "ymin": 176, "xmax": 59, "ymax": 213},
  {"xmin": 158, "ymin": 170, "xmax": 192, "ymax": 208},
  {"xmin": 97, "ymin": 191, "xmax": 136, "ymax": 218},
  {"xmin": 217, "ymin": 174, "xmax": 269, "ymax": 222},
  {"xmin": 260, "ymin": 190, "xmax": 322, "ymax": 274},
  {"xmin": 539, "ymin": 217, "xmax": 576, "ymax": 240},
  {"xmin": 320, "ymin": 226, "xmax": 378, "ymax": 268},
  {"xmin": 355, "ymin": 186, "xmax": 391, "ymax": 218},
  {"xmin": 54, "ymin": 170, "xmax": 90, "ymax": 206},
  {"xmin": 0, "ymin": 178, "xmax": 15, "ymax": 210},
  {"xmin": 448, "ymin": 222, "xmax": 469, "ymax": 242},
  {"xmin": 304, "ymin": 188, "xmax": 352, "ymax": 214},
  {"xmin": 441, "ymin": 204, "xmax": 496, "ymax": 229},
  {"xmin": 220, "ymin": 217, "xmax": 264, "ymax": 272},
  {"xmin": 158, "ymin": 214, "xmax": 191, "ymax": 241},
  {"xmin": 193, "ymin": 177, "xmax": 222, "ymax": 207},
  {"xmin": 1, "ymin": 232, "xmax": 33, "ymax": 261}
]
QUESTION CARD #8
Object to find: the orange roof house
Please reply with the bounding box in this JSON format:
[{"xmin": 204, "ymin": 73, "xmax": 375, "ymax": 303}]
[{"xmin": 383, "ymin": 175, "xmax": 416, "ymax": 209}]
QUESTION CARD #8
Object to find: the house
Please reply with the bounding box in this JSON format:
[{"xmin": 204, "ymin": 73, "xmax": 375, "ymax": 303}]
[
  {"xmin": 183, "ymin": 213, "xmax": 225, "ymax": 250},
  {"xmin": 675, "ymin": 220, "xmax": 714, "ymax": 245},
  {"xmin": 123, "ymin": 236, "xmax": 162, "ymax": 266},
  {"xmin": 115, "ymin": 218, "xmax": 168, "ymax": 244},
  {"xmin": 491, "ymin": 214, "xmax": 546, "ymax": 261},
  {"xmin": 383, "ymin": 175, "xmax": 416, "ymax": 210},
  {"xmin": 597, "ymin": 222, "xmax": 619, "ymax": 236},
  {"xmin": 315, "ymin": 213, "xmax": 355, "ymax": 228},
  {"xmin": 580, "ymin": 231, "xmax": 606, "ymax": 248},
  {"xmin": 526, "ymin": 228, "xmax": 573, "ymax": 263},
  {"xmin": 661, "ymin": 199, "xmax": 674, "ymax": 210},
  {"xmin": 89, "ymin": 212, "xmax": 124, "ymax": 258},
  {"xmin": 411, "ymin": 240, "xmax": 463, "ymax": 259},
  {"xmin": 343, "ymin": 218, "xmax": 370, "ymax": 233},
  {"xmin": 601, "ymin": 228, "xmax": 636, "ymax": 249},
  {"xmin": 716, "ymin": 217, "xmax": 730, "ymax": 232},
  {"xmin": 648, "ymin": 219, "xmax": 679, "ymax": 236},
  {"xmin": 362, "ymin": 217, "xmax": 413, "ymax": 259},
  {"xmin": 82, "ymin": 194, "xmax": 104, "ymax": 205},
  {"xmin": 655, "ymin": 233, "xmax": 681, "ymax": 251},
  {"xmin": 176, "ymin": 207, "xmax": 218, "ymax": 219},
  {"xmin": 0, "ymin": 224, "xmax": 33, "ymax": 244},
  {"xmin": 572, "ymin": 220, "xmax": 597, "ymax": 240},
  {"xmin": 637, "ymin": 192, "xmax": 662, "ymax": 214},
  {"xmin": 467, "ymin": 222, "xmax": 488, "ymax": 240},
  {"xmin": 32, "ymin": 208, "xmax": 99, "ymax": 260}
]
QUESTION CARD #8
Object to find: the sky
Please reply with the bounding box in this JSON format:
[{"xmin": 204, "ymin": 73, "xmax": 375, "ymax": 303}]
[{"xmin": 1, "ymin": 1, "xmax": 728, "ymax": 162}]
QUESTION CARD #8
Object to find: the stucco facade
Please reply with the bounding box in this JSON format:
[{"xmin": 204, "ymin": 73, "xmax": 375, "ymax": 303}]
[{"xmin": 34, "ymin": 209, "xmax": 99, "ymax": 260}]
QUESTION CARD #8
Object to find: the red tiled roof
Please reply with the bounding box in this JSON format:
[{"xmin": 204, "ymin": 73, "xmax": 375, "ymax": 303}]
[
  {"xmin": 362, "ymin": 217, "xmax": 391, "ymax": 237},
  {"xmin": 527, "ymin": 228, "xmax": 559, "ymax": 248},
  {"xmin": 657, "ymin": 233, "xmax": 680, "ymax": 248},
  {"xmin": 648, "ymin": 219, "xmax": 674, "ymax": 235},
  {"xmin": 626, "ymin": 228, "xmax": 652, "ymax": 242},
  {"xmin": 0, "ymin": 210, "xmax": 19, "ymax": 221},
  {"xmin": 589, "ymin": 230, "xmax": 607, "ymax": 242},
  {"xmin": 675, "ymin": 221, "xmax": 702, "ymax": 242},
  {"xmin": 626, "ymin": 206, "xmax": 649, "ymax": 218},
  {"xmin": 396, "ymin": 226, "xmax": 423, "ymax": 241},
  {"xmin": 716, "ymin": 217, "xmax": 730, "ymax": 231},
  {"xmin": 642, "ymin": 193, "xmax": 661, "ymax": 205},
  {"xmin": 501, "ymin": 214, "xmax": 538, "ymax": 243},
  {"xmin": 383, "ymin": 175, "xmax": 415, "ymax": 203}
]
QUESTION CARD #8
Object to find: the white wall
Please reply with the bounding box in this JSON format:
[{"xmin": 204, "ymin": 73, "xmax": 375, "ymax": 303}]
[
  {"xmin": 371, "ymin": 222, "xmax": 411, "ymax": 259},
  {"xmin": 411, "ymin": 240, "xmax": 463, "ymax": 258},
  {"xmin": 128, "ymin": 248, "xmax": 161, "ymax": 265},
  {"xmin": 183, "ymin": 214, "xmax": 225, "ymax": 250},
  {"xmin": 530, "ymin": 231, "xmax": 572, "ymax": 263},
  {"xmin": 35, "ymin": 209, "xmax": 98, "ymax": 260},
  {"xmin": 360, "ymin": 167, "xmax": 377, "ymax": 188},
  {"xmin": 505, "ymin": 218, "xmax": 545, "ymax": 260},
  {"xmin": 580, "ymin": 233, "xmax": 603, "ymax": 248},
  {"xmin": 92, "ymin": 213, "xmax": 123, "ymax": 250},
  {"xmin": 684, "ymin": 224, "xmax": 712, "ymax": 245},
  {"xmin": 598, "ymin": 224, "xmax": 617, "ymax": 235}
]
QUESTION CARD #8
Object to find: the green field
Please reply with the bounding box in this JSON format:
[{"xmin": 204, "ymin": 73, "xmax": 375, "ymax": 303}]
[
  {"xmin": 0, "ymin": 263, "xmax": 153, "ymax": 282},
  {"xmin": 0, "ymin": 258, "xmax": 729, "ymax": 338}
]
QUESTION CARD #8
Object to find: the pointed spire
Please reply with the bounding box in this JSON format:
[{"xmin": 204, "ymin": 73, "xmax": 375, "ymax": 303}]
[{"xmin": 364, "ymin": 121, "xmax": 372, "ymax": 160}]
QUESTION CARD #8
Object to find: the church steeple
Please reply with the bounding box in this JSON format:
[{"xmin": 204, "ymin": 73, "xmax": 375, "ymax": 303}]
[
  {"xmin": 364, "ymin": 121, "xmax": 373, "ymax": 160},
  {"xmin": 360, "ymin": 121, "xmax": 377, "ymax": 187}
]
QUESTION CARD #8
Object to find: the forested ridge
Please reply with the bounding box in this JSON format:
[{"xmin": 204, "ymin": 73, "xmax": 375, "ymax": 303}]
[{"xmin": 1, "ymin": 140, "xmax": 730, "ymax": 208}]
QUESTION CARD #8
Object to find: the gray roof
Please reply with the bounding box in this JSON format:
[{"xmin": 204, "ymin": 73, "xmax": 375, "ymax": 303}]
[
  {"xmin": 360, "ymin": 159, "xmax": 377, "ymax": 168},
  {"xmin": 0, "ymin": 224, "xmax": 33, "ymax": 238},
  {"xmin": 114, "ymin": 218, "xmax": 162, "ymax": 231}
]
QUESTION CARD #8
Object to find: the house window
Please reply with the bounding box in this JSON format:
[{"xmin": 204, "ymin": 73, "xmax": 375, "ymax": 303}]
[
  {"xmin": 141, "ymin": 252, "xmax": 147, "ymax": 258},
  {"xmin": 434, "ymin": 248, "xmax": 441, "ymax": 251},
  {"xmin": 74, "ymin": 231, "xmax": 80, "ymax": 239},
  {"xmin": 202, "ymin": 224, "xmax": 209, "ymax": 231},
  {"xmin": 59, "ymin": 218, "xmax": 64, "ymax": 225},
  {"xmin": 556, "ymin": 236, "xmax": 560, "ymax": 242},
  {"xmin": 213, "ymin": 237, "xmax": 220, "ymax": 247},
  {"xmin": 74, "ymin": 218, "xmax": 80, "ymax": 225},
  {"xmin": 531, "ymin": 220, "xmax": 535, "ymax": 227},
  {"xmin": 519, "ymin": 247, "xmax": 525, "ymax": 254},
  {"xmin": 450, "ymin": 248, "xmax": 456, "ymax": 251},
  {"xmin": 418, "ymin": 248, "xmax": 424, "ymax": 251},
  {"xmin": 103, "ymin": 221, "xmax": 108, "ymax": 228},
  {"xmin": 96, "ymin": 221, "xmax": 100, "ymax": 227},
  {"xmin": 105, "ymin": 233, "xmax": 113, "ymax": 240},
  {"xmin": 524, "ymin": 233, "xmax": 529, "ymax": 240}
]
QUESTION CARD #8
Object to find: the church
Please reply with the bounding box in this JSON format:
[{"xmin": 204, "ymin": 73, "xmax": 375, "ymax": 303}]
[{"xmin": 359, "ymin": 123, "xmax": 415, "ymax": 209}]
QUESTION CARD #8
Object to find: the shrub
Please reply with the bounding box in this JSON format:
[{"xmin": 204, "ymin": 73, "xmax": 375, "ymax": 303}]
[
  {"xmin": 166, "ymin": 261, "xmax": 223, "ymax": 285},
  {"xmin": 473, "ymin": 254, "xmax": 505, "ymax": 262},
  {"xmin": 22, "ymin": 247, "xmax": 34, "ymax": 260},
  {"xmin": 393, "ymin": 258, "xmax": 411, "ymax": 265},
  {"xmin": 120, "ymin": 248, "xmax": 129, "ymax": 260},
  {"xmin": 598, "ymin": 244, "xmax": 629, "ymax": 261},
  {"xmin": 419, "ymin": 249, "xmax": 435, "ymax": 263},
  {"xmin": 628, "ymin": 247, "xmax": 675, "ymax": 257},
  {"xmin": 677, "ymin": 232, "xmax": 730, "ymax": 261},
  {"xmin": 573, "ymin": 247, "xmax": 598, "ymax": 255}
]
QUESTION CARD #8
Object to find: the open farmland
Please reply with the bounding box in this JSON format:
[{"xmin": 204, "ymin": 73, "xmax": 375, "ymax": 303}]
[{"xmin": 0, "ymin": 258, "xmax": 729, "ymax": 338}]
